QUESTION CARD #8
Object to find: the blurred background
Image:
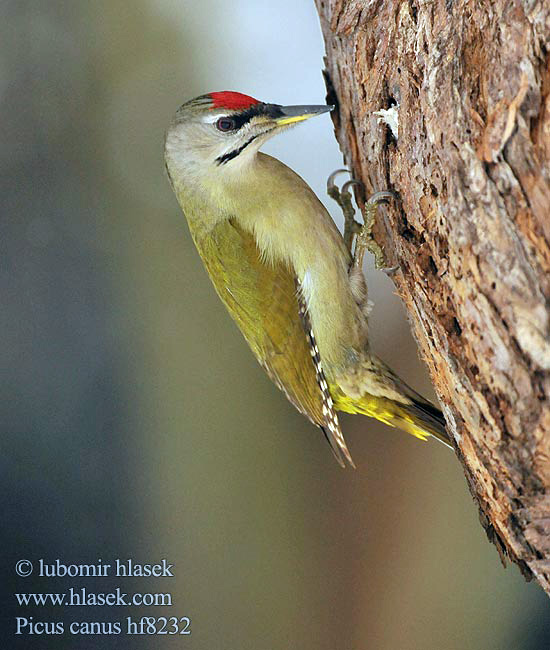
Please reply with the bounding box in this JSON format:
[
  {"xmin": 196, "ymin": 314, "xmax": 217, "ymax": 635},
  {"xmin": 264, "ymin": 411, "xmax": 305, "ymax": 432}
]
[{"xmin": 2, "ymin": 1, "xmax": 549, "ymax": 648}]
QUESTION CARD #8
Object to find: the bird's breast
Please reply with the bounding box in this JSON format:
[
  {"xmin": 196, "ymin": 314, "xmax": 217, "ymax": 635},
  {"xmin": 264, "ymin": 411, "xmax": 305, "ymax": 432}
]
[
  {"xmin": 172, "ymin": 151, "xmax": 368, "ymax": 375},
  {"xmin": 225, "ymin": 158, "xmax": 367, "ymax": 374}
]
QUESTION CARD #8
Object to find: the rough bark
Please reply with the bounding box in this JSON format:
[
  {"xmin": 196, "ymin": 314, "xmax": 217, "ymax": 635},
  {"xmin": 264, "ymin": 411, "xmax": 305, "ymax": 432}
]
[{"xmin": 315, "ymin": 0, "xmax": 550, "ymax": 593}]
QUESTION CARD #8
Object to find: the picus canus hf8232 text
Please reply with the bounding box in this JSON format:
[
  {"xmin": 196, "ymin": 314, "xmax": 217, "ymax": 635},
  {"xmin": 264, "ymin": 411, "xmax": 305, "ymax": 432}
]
[{"xmin": 164, "ymin": 91, "xmax": 451, "ymax": 467}]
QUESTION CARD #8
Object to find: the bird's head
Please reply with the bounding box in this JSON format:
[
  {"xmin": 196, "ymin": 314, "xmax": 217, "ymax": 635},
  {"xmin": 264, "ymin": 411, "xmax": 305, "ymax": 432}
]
[{"xmin": 165, "ymin": 91, "xmax": 333, "ymax": 176}]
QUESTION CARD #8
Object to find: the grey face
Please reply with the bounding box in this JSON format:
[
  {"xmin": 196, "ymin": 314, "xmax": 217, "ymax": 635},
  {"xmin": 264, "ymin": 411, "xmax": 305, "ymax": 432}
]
[{"xmin": 166, "ymin": 95, "xmax": 332, "ymax": 173}]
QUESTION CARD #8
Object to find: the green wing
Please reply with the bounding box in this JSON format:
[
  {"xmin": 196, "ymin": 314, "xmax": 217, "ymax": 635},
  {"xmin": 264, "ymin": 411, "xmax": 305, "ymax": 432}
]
[{"xmin": 194, "ymin": 218, "xmax": 353, "ymax": 466}]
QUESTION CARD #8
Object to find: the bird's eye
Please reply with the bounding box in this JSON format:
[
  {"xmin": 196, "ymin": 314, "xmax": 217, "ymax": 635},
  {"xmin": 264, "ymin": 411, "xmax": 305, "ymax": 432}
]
[{"xmin": 216, "ymin": 117, "xmax": 237, "ymax": 132}]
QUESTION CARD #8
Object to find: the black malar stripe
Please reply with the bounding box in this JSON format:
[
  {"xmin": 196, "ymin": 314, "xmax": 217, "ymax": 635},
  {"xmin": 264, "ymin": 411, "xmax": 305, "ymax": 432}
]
[{"xmin": 216, "ymin": 134, "xmax": 260, "ymax": 164}]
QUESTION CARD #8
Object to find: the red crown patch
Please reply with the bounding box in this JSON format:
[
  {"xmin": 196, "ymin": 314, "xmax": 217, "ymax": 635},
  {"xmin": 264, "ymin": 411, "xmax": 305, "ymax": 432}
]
[{"xmin": 209, "ymin": 91, "xmax": 261, "ymax": 111}]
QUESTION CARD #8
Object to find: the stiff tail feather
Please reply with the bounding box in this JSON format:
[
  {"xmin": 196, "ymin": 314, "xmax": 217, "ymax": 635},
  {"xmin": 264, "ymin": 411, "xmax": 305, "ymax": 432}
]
[
  {"xmin": 333, "ymin": 389, "xmax": 452, "ymax": 449},
  {"xmin": 393, "ymin": 397, "xmax": 452, "ymax": 449}
]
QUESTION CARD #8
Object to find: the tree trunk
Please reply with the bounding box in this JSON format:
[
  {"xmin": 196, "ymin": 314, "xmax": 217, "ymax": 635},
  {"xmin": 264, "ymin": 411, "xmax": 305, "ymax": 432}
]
[{"xmin": 314, "ymin": 0, "xmax": 550, "ymax": 594}]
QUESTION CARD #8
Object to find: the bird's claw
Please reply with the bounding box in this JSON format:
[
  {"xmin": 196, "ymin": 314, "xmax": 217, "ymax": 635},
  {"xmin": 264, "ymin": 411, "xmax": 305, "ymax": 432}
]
[
  {"xmin": 382, "ymin": 264, "xmax": 400, "ymax": 276},
  {"xmin": 327, "ymin": 170, "xmax": 362, "ymax": 253},
  {"xmin": 355, "ymin": 191, "xmax": 398, "ymax": 271},
  {"xmin": 367, "ymin": 190, "xmax": 397, "ymax": 205},
  {"xmin": 327, "ymin": 169, "xmax": 351, "ymax": 196},
  {"xmin": 327, "ymin": 170, "xmax": 398, "ymax": 271}
]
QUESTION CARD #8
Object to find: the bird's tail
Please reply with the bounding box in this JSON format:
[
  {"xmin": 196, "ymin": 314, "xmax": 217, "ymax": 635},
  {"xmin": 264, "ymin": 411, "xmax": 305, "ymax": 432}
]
[
  {"xmin": 387, "ymin": 396, "xmax": 452, "ymax": 449},
  {"xmin": 332, "ymin": 365, "xmax": 452, "ymax": 449}
]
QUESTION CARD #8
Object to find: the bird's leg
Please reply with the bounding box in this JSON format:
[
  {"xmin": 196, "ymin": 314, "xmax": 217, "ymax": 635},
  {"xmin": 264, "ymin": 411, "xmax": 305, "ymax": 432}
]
[
  {"xmin": 327, "ymin": 169, "xmax": 362, "ymax": 254},
  {"xmin": 353, "ymin": 191, "xmax": 398, "ymax": 273}
]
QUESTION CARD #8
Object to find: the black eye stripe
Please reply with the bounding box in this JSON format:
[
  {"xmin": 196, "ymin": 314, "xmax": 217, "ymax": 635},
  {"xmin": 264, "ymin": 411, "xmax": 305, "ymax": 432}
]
[{"xmin": 218, "ymin": 103, "xmax": 284, "ymax": 131}]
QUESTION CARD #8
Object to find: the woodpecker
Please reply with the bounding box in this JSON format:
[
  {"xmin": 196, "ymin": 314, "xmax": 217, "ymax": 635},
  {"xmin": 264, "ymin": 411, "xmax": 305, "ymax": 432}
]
[{"xmin": 164, "ymin": 91, "xmax": 451, "ymax": 467}]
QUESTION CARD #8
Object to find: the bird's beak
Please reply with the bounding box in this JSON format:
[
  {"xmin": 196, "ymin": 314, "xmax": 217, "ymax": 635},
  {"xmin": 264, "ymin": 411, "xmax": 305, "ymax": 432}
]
[{"xmin": 274, "ymin": 104, "xmax": 334, "ymax": 127}]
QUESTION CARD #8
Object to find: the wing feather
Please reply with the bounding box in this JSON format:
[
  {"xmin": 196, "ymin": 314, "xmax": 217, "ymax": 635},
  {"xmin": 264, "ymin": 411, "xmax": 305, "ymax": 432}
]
[
  {"xmin": 198, "ymin": 219, "xmax": 322, "ymax": 422},
  {"xmin": 194, "ymin": 218, "xmax": 353, "ymax": 465}
]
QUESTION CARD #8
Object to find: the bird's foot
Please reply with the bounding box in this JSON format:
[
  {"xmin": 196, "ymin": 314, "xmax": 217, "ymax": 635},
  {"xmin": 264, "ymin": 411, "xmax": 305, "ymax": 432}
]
[
  {"xmin": 327, "ymin": 170, "xmax": 398, "ymax": 272},
  {"xmin": 354, "ymin": 191, "xmax": 397, "ymax": 272},
  {"xmin": 327, "ymin": 169, "xmax": 363, "ymax": 255}
]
